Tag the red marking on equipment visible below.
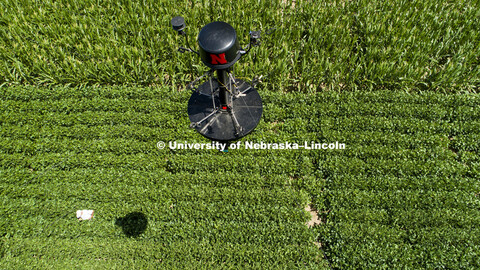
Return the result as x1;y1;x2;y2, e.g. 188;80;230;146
210;53;227;64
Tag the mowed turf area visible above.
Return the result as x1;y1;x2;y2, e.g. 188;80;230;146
1;0;480;268
1;87;479;268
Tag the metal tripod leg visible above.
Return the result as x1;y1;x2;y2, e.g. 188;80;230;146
189;71;219;129
229;109;243;135
208;76;217;109
199;111;221;134
188;70;213;91
227;71;239;96
190;107;219;128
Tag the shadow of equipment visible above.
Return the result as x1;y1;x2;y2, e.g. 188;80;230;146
115;212;148;237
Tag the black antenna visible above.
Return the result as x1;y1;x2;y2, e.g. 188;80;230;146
170;16;199;55
171;16;185;33
171;16;263;145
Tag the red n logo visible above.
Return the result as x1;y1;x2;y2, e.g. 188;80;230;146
210;53;227;64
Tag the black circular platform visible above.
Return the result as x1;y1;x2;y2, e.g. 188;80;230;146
187;79;262;141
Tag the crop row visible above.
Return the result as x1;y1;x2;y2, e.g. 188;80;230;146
0;126;464;152
1;238;326;269
3;93;479;123
0;167;296;190
327;188;479;211
3;86;480;107
1;183;307;213
3;92;479;118
2;202;311;241
325;174;479;192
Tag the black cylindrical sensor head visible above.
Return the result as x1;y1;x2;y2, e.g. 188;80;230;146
197;21;241;69
171;16;185;32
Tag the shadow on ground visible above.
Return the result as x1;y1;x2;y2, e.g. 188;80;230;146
115;212;148;237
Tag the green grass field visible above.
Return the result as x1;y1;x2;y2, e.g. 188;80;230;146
1;0;480;269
